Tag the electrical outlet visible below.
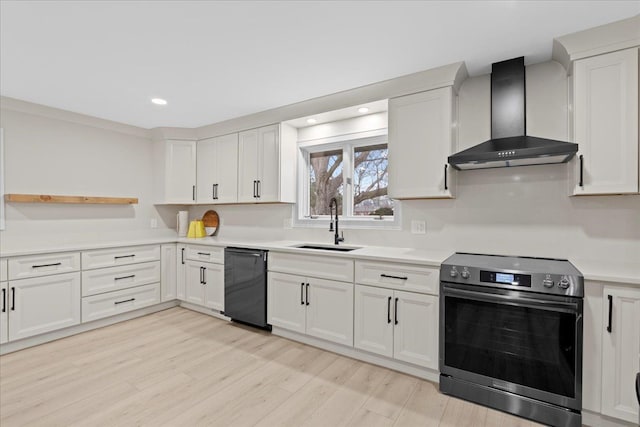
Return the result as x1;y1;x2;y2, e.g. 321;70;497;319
150;218;158;229
411;220;426;234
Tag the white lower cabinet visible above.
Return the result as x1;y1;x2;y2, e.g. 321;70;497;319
1;282;8;344
184;260;224;311
82;283;160;323
8;272;81;341
601;285;640;423
160;244;177;301
354;284;438;369
268;272;353;346
176;244;186;300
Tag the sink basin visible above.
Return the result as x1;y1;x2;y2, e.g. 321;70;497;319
292;244;361;252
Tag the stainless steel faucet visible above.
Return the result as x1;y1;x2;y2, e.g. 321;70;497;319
328;197;344;245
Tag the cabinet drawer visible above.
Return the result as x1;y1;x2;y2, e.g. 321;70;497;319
269;252;353;283
0;258;7;282
8;252;80;280
82;261;161;297
184;246;224;264
82;245;160;270
355;260;438;295
81;283;160;323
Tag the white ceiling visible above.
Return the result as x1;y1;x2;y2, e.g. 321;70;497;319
1;1;638;130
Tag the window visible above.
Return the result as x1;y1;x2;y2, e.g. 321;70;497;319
297;134;397;228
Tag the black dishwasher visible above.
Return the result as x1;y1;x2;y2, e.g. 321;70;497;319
224;247;269;329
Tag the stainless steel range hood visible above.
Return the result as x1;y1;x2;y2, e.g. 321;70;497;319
448;57;577;170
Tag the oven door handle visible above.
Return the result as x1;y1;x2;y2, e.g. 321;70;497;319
444;287;579;314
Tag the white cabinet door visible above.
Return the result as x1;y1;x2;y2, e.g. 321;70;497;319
257;124;280;202
393;290;438;369
237;129;260;202
573;48;639;195
267;272;305;334
196;138;218;203
164;140;196;203
601;286;640;423
354;284;394;358
306;277;354;346
203;263;224;311
214;133;239;204
184;261;206;306
8;272;81;341
388;87;455;199
1;282;8;344
161;244;177;302
176;245;186;301
197;134;239;204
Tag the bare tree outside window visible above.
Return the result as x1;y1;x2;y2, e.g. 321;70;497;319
310;149;343;215
308;143;393;217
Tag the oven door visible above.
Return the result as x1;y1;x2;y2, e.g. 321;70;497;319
440;282;583;411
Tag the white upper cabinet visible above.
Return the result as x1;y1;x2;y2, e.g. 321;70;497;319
572;48;639;195
237;124;297;203
388;86;457;199
154;139;197;204
197;133;239;204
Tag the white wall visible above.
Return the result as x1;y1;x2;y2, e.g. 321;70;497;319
190;60;640;266
0;105;179;248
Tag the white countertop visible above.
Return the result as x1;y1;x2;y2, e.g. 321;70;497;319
1;234;638;285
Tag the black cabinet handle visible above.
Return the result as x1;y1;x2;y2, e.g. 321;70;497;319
387;296;391;324
394;297;399;325
579;155;584;187
257;180;261;198
114;275;135;281
1;288;5;313
199;266;203;284
32;262;62;269
197;252;210;256
212;184;215;200
181;248;185;265
305;283;309;306
11;287;15;311
215;184;219;199
300;283;305;305
607;294;613;333
202;267;207;285
115;298;135;305
114;254;135;260
253;180;257;198
380;273;408;280
192;185;196;201
444;164;448;191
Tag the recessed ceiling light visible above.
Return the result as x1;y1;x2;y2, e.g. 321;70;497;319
358;107;369;114
306;118;317;124
151;98;168;106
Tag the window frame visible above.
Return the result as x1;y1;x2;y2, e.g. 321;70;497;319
293;129;400;230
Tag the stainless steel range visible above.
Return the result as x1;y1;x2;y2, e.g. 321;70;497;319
439;253;584;427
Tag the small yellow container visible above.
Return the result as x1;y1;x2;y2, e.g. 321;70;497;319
187;220;206;238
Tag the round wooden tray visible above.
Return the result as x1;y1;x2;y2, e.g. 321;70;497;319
201;210;219;236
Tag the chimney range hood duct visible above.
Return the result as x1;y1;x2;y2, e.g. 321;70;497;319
448;57;577;170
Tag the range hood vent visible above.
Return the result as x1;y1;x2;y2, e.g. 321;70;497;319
448;57;577;170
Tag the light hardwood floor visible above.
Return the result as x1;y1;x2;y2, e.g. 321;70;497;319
0;307;542;426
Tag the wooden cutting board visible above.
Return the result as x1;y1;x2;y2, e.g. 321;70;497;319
202;210;219;235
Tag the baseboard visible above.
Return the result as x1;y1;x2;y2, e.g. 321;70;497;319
178;301;230;321
0;301;179;355
271;327;439;383
583;409;638;427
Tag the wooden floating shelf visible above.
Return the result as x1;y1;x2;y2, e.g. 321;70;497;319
4;194;138;205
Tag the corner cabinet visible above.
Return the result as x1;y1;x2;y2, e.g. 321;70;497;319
197;133;239;204
388;86;457;199
237;123;297;203
572;47;639;195
153;139;197;204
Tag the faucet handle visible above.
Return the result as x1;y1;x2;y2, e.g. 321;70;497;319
329;221;334;232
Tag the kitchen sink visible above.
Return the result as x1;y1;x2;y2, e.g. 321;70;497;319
292;244;361;252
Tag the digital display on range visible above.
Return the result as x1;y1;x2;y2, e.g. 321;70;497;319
480;270;531;287
495;273;514;284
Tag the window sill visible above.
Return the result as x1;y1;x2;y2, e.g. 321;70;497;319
292;216;401;231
